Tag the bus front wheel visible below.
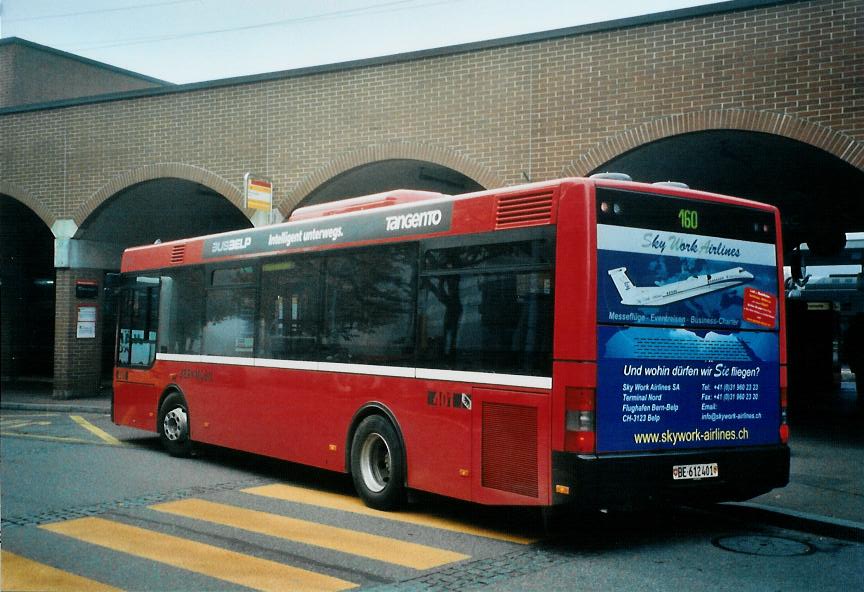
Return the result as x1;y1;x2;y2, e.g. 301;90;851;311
158;392;192;457
350;415;406;510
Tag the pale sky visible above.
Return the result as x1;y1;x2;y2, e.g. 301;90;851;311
1;0;726;84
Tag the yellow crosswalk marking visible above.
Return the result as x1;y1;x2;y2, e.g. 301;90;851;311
243;484;538;545
70;415;123;446
41;517;357;592
1;550;122;592
152;498;469;570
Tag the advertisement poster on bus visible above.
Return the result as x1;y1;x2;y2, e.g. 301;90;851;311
596;223;779;331
595;222;780;453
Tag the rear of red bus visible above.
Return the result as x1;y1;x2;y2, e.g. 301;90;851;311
551;179;789;508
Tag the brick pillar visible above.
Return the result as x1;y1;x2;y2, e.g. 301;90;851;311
53;269;103;399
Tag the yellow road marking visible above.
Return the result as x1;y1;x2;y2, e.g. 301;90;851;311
152;498;468;570
70;415;123;446
0;431;109;446
1;420;52;429
1;550;123;592
42;517;357;592
243;484;538;545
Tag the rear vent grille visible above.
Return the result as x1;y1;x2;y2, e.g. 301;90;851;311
495;191;554;229
481;402;539;498
170;245;186;264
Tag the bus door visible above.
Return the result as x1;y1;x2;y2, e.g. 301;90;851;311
113;275;160;429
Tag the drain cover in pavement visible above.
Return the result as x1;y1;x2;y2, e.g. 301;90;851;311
713;535;812;556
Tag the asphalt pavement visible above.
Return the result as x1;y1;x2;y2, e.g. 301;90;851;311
2;376;861;542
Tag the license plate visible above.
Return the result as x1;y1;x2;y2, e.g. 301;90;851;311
672;463;718;480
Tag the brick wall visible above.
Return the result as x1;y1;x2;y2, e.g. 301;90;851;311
0;39;166;109
53;269;103;398
0;44;16;109
0;0;861;396
0;0;860;222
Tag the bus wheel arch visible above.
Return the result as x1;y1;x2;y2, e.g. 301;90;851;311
346;404;408;510
158;388;192;457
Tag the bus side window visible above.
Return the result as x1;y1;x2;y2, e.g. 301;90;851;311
203;267;256;358
419;235;553;376
158;268;204;355
259;258;322;361
323;244;416;366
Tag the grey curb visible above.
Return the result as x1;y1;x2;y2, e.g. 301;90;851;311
722;501;864;543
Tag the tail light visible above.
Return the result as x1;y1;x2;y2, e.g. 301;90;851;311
779;385;789;444
564;387;595;453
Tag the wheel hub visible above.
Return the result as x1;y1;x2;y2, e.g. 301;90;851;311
163;407;187;441
360;432;391;493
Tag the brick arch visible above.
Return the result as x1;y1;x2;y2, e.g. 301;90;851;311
0;180;57;231
74;163;246;228
563;110;864;177
282;143;504;214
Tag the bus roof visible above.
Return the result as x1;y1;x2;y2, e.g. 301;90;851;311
288;189;444;221
120;177;778;272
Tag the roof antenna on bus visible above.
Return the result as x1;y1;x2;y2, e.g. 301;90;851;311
590;172;632;181
522;171;531;183
153;239;162;244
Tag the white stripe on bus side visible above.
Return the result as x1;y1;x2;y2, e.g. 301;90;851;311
415;368;552;390
154;353;551;389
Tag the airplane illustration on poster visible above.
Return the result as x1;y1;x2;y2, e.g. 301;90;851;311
608;266;754;306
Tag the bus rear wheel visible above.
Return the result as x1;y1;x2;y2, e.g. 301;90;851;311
158;392;192;457
350;415;406;510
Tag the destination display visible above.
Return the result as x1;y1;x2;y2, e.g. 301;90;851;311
595;191;781;452
203;201;453;259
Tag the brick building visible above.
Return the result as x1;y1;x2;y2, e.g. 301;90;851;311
1;0;861;397
0;37;168;109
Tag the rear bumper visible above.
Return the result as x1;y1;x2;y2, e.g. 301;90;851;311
551;444;790;508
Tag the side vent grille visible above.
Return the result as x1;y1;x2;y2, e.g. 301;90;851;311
481;402;539;498
495;190;554;229
170;245;186;264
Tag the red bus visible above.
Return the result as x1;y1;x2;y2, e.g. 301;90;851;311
112;176;789;511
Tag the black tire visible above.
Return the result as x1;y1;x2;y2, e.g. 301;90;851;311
350;415;406;510
158;392;192;457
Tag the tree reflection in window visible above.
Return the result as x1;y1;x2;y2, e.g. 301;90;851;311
419;237;553;376
203;266;256;357
323;245;416;365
